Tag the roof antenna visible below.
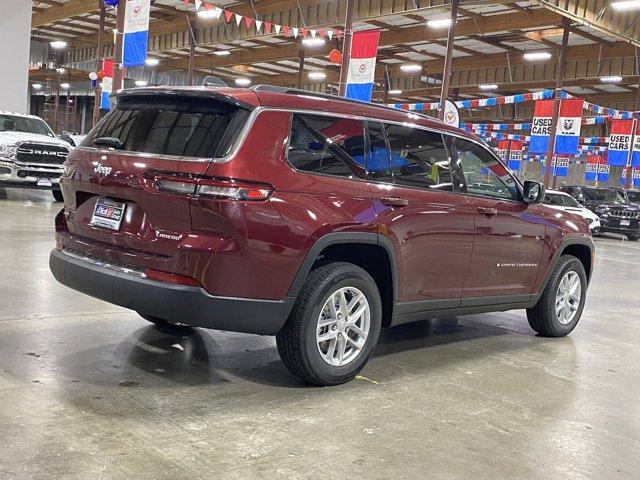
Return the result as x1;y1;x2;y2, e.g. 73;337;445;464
202;76;228;87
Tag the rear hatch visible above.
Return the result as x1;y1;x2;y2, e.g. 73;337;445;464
59;89;255;263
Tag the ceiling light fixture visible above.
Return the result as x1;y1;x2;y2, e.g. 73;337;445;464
32;83;43;90
400;64;422;72
611;1;640;11
601;75;623;83
387;89;402;95
50;40;67;49
302;38;325;47
197;7;222;19
479;84;498;90
55;67;66;74
427;18;452;28
308;71;326;80
145;58;159;66
235;77;251;86
135;80;148;87
213;50;231;56
523;51;552;61
60;83;70;89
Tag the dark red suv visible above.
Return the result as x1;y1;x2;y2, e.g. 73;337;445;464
50;86;594;385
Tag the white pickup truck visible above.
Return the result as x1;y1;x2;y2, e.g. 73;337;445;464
0;111;72;201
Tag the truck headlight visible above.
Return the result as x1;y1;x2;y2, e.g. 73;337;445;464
0;143;17;159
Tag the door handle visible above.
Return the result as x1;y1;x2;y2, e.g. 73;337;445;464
477;206;498;216
380;197;409;207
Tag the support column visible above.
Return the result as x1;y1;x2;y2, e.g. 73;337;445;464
0;0;31;113
544;16;570;189
338;0;355;97
438;0;460;121
187;17;197;86
113;1;126;91
92;0;106;127
297;45;305;89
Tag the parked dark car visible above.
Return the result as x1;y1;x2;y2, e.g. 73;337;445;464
50;86;594;385
560;185;640;240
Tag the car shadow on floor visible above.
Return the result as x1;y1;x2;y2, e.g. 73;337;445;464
60;314;562;390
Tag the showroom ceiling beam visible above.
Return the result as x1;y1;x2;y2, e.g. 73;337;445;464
32;0;98;28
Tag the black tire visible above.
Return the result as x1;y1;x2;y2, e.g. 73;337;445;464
138;314;192;334
627;234;640;241
526;254;587;337
276;262;382;386
52;189;64;202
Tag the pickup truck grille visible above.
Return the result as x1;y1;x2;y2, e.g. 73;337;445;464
610;209;640;219
15;142;69;165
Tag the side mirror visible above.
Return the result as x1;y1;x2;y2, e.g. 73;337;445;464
523;181;545;204
93;137;123;150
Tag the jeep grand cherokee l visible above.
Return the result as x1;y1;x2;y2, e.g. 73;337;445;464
50;86;594;385
561;185;640;240
0;111;71;201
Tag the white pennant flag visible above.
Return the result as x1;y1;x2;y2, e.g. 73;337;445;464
255;20;262;32
194;0;202;10
310;29;317;38
326;29;333;41
235;13;242;26
274;24;282;35
292;27;299;38
212;6;222;19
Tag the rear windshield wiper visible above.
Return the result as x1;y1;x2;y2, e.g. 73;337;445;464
93;137;124;150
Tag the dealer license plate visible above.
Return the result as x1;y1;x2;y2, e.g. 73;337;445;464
37;178;52;187
620;219;631;227
90;198;126;231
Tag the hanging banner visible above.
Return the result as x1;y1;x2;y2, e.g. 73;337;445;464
508;140;523;171
598;162;610;182
607;119;633;166
584;156;600;182
555;99;583;154
443;100;460;128
555;156;569;177
495;140;509;161
529;99;583;154
345;30;380;102
621;167;640;187
632;121;640;167
123;0;151;67
100;59;114;110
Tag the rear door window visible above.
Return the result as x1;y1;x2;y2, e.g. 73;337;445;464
383;123;453;191
82;96;249;158
287;114;366;179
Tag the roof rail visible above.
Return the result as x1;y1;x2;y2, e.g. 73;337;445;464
250;84;439;121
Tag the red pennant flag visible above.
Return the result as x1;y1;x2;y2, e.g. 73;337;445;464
204;2;213;10
244;16;253;29
317;29;325;38
183;0;189;4
263;21;272;33
282;25;290;37
336;30;342;40
301;28;309;38
224;10;233;23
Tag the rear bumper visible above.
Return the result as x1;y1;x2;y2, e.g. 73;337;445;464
49;249;293;335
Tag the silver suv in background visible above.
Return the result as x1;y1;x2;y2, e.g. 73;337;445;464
0;112;72;201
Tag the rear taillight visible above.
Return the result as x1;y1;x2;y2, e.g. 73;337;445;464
151;173;272;201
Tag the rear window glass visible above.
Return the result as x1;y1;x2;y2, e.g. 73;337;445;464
82;96;249;158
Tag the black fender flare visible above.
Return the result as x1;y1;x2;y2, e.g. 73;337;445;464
285;232;399;303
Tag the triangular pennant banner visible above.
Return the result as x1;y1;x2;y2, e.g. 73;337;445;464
255;20;262;32
326;29;333;41
194;0;202;10
264;21;272;33
224;9;233;22
280;25;287;36
301;28;308;38
212;6;222;19
235;13;243;26
292;27;299;38
204;2;213;10
336;30;342;40
183;0;189;4
244;16;253;29
310;29;317;38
